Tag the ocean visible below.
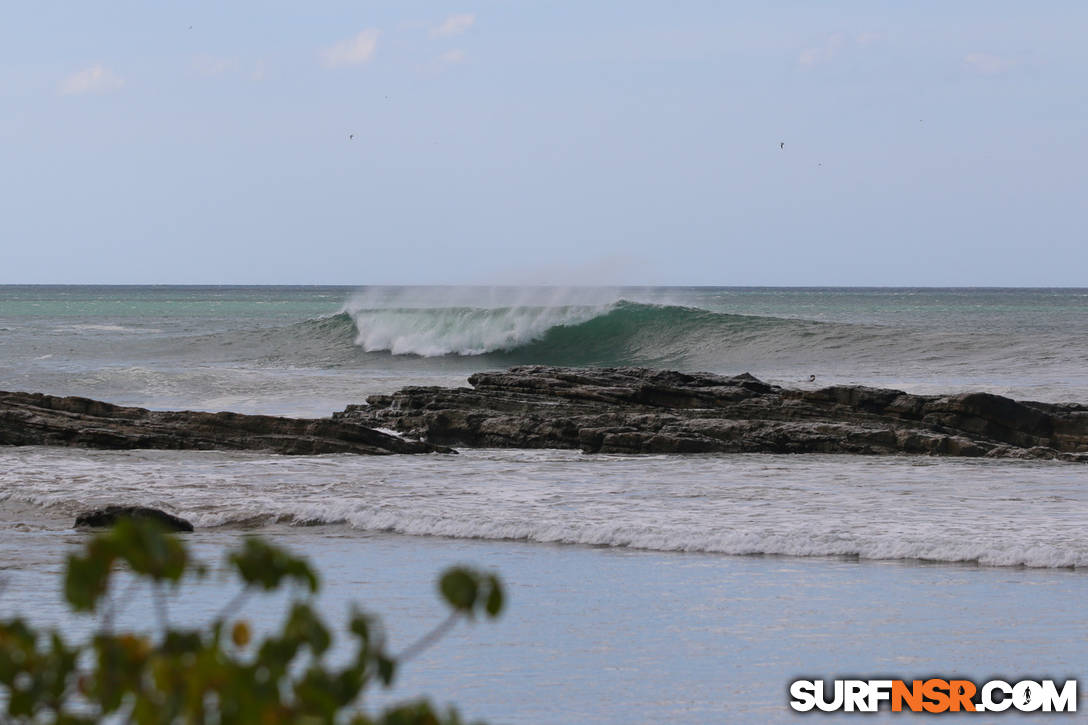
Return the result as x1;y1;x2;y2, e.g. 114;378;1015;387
1;285;1086;723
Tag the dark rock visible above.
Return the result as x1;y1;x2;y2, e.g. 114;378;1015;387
335;365;1088;461
75;505;194;532
0;391;452;455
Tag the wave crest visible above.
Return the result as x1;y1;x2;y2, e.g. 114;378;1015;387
192;507;1086;569
343;303;611;356
334;298;816;366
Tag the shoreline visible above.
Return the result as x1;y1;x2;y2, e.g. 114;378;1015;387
1;524;1085;723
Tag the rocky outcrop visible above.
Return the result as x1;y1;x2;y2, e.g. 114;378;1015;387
75;506;195;532
335;366;1088;460
0;391;452;455
9;369;1088;460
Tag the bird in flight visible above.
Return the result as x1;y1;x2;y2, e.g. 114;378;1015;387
348;133;355;140
779;141;785;149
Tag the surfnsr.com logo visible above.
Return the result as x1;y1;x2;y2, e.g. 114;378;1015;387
789;679;1077;713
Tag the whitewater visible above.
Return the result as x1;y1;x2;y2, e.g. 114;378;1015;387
5;285;1088;414
2;447;1086;569
2;284;1087;571
2;285;1087;723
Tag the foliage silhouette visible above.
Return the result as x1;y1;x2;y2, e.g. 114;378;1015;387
0;518;504;724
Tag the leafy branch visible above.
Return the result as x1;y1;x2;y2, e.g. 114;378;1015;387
0;519;504;724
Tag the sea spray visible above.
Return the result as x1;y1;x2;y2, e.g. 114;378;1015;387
343;304;612;356
6;285;1088;409
338;285;627;356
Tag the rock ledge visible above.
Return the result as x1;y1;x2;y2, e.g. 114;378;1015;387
336;365;1088;460
0;391;451;455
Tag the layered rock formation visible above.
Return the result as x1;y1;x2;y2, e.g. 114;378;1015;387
337;366;1088;461
0;391;451;455
7;367;1088;460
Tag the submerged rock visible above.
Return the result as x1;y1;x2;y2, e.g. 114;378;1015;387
0;391;452;455
75;506;194;532
336;365;1088;461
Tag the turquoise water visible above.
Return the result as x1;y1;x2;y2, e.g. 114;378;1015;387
1;286;1086;722
2;285;1088;414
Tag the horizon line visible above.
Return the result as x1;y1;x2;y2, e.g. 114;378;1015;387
1;283;1087;290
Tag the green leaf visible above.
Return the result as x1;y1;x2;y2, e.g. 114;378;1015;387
63;540;116;612
228;538;319;593
110;519;188;582
348;610;373;644
484;576;504;618
6;528;506;724
376;655;396;686
438;569;478;612
284;603;331;656
160;630;203;656
63;519;191;612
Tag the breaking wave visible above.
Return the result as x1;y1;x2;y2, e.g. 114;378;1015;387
3;445;1085;571
325;299;834;367
340;303;611;357
4;490;1080;570
30;286;1087;403
193;507;1086;569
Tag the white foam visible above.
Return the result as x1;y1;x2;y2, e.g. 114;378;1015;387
2;447;1084;570
178;507;1084;569
346;305;610;356
59;324;162;334
338;286;626;356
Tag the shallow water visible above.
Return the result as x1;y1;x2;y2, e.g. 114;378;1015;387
1;285;1086;722
0;525;1084;724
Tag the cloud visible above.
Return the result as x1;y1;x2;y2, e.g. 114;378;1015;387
798;33;846;66
798;32;882;67
321;29;380;68
964;52;1014;74
192;55;237;76
439;49;466;65
58;64;123;95
431;14;474;37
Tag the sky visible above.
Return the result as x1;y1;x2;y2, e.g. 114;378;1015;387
1;1;1086;285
